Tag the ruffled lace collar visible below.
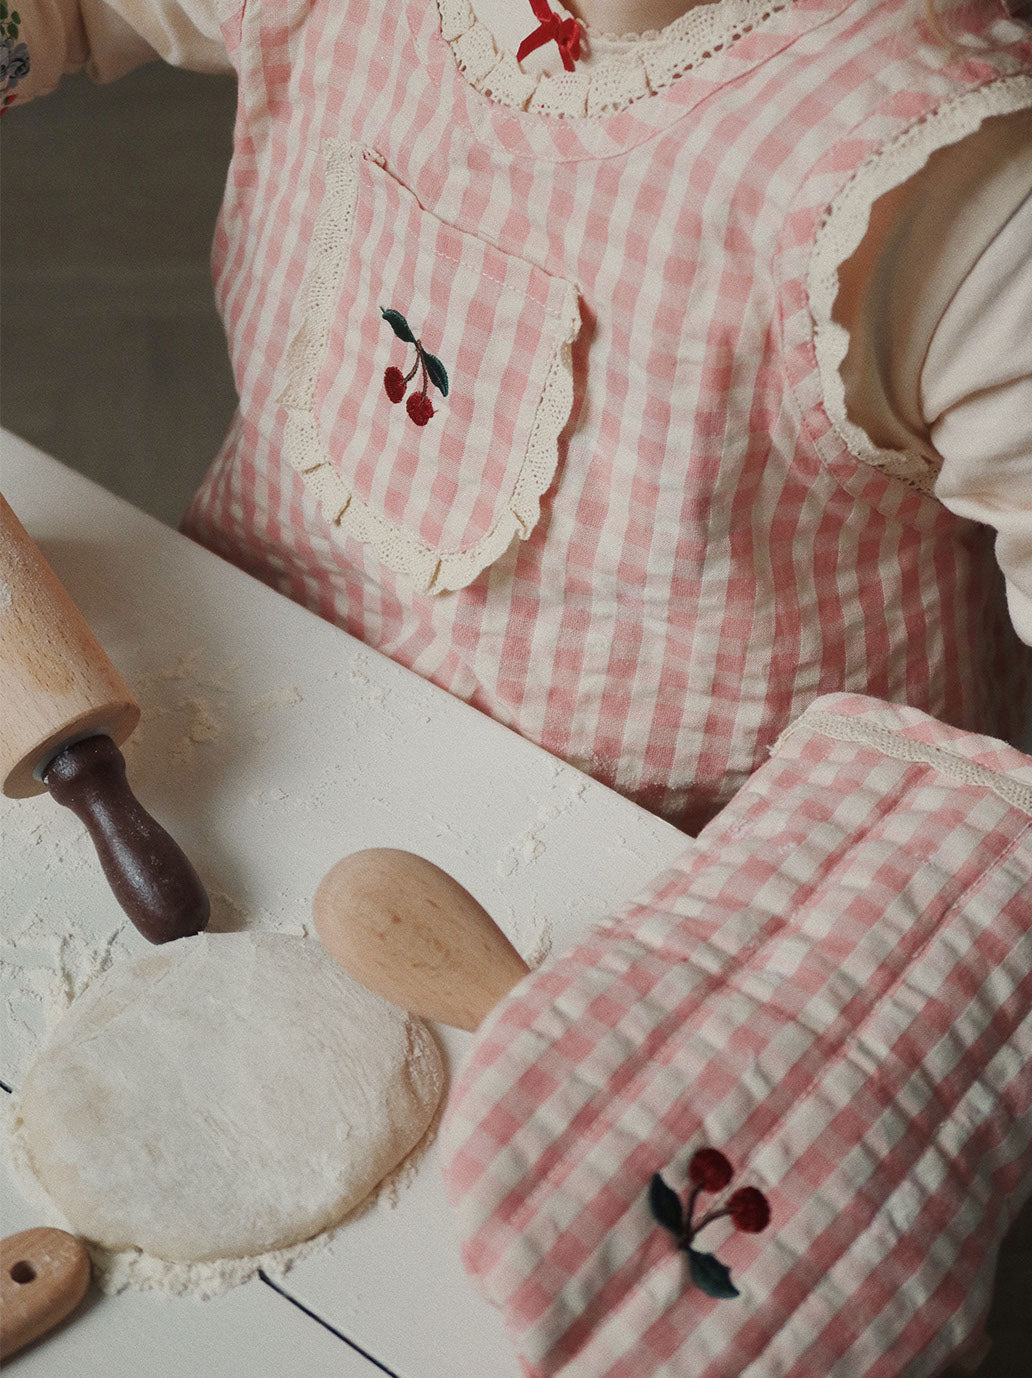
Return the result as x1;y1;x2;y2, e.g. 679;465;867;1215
435;0;792;118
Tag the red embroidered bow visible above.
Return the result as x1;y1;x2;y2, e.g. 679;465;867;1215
516;0;584;73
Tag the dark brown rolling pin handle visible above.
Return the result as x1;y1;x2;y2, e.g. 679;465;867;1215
42;734;210;944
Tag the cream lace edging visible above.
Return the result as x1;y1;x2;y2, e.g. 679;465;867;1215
436;0;789;118
278;139;581;595
807;74;1032;494
776;706;1032;817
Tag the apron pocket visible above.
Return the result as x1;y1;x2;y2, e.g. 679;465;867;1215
278;140;582;594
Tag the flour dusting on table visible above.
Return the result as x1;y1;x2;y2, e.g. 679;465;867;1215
1;640;559;1300
0;647;392;1301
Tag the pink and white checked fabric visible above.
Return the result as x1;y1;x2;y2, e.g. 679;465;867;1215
183;0;1032;834
441;693;1032;1378
276;139;581;593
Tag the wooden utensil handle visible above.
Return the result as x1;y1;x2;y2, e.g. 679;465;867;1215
314;849;530;1031
0;1228;91;1360
44;734;210;944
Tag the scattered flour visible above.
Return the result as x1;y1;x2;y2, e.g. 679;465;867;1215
0;811;306;1087
6;934;443;1299
498;778;589;879
248;685;304;712
1;639;570;1300
0;646;434;1299
520;918;554;970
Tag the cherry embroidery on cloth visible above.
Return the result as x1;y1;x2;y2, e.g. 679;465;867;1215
0;3;30;115
517;0;585;73
381;307;449;427
648;1148;772;1299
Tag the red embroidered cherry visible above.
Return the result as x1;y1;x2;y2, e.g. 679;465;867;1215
689;1148;734;1192
649;1146;772;1299
381;307;449;425
406;393;434;426
727;1186;771;1233
384;366;406;403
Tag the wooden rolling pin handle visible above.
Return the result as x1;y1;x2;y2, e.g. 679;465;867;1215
43;734;211;944
0;1228;91;1360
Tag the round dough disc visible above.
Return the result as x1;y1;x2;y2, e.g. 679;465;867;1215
16;932;443;1261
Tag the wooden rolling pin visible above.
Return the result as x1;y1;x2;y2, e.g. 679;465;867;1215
0;1228;91;1359
0;494;210;944
313;848;530;1030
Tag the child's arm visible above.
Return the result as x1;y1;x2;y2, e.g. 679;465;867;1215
832;105;1032;648
442;693;1032;1378
923;187;1032;647
4;0;231;109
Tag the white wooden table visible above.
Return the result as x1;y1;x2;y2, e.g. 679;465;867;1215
0;430;690;1376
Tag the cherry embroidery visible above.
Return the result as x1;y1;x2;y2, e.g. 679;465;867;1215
726;1186;771;1233
688;1147;734;1192
648;1148;771;1299
406;393;435;426
380;307;449;427
383;366;407;403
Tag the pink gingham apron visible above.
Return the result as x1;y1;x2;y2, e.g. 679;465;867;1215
442;693;1032;1377
183;0;1032;834
179;6;1032;1369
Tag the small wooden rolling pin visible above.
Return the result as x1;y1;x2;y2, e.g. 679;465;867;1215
0;494;210;944
0;1228;91;1359
313;848;530;1031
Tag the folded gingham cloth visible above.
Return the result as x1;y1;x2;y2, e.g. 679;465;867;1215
441;693;1032;1378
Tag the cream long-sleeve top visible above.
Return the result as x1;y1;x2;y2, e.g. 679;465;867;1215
10;0;1032;647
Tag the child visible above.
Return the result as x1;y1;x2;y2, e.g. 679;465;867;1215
4;5;1032;1372
7;0;1032;837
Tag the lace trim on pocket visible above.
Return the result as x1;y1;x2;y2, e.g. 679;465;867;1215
277;140;582;594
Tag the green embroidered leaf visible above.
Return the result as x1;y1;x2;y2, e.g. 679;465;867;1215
423;351;449;398
686;1248;740;1300
647;1173;684;1236
0;5;9;20
380;307;414;344
12;8;20;20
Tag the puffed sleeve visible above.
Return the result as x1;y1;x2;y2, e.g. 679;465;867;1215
922;189;1032;647
831;103;1032;648
3;0;232;108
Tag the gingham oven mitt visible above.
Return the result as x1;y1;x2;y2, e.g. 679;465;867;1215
441;693;1032;1378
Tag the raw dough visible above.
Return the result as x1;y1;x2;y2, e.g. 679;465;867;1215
14;932;443;1262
